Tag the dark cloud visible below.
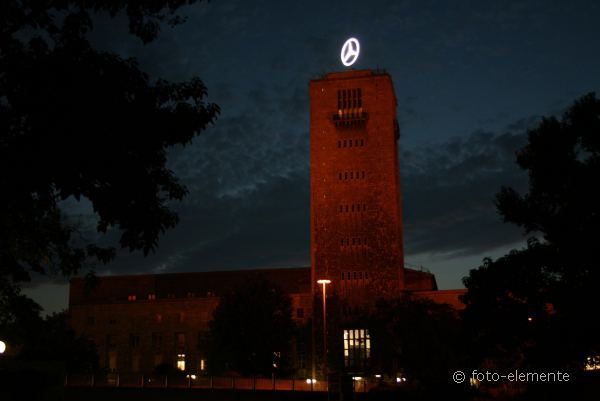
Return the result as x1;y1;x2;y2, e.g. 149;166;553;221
402;128;530;258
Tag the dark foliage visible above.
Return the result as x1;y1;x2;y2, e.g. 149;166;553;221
205;276;295;377
369;297;470;400
0;0;218;311
461;93;600;376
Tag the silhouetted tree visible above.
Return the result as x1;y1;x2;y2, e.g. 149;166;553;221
0;1;219;312
369;297;468;400
462;93;600;375
205;276;295;377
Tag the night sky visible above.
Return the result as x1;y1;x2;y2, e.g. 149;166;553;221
23;0;600;315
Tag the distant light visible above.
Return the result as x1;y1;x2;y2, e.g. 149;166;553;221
528;317;532;321
375;375;381;378
0;341;5;353
353;377;361;380
312;379;317;383
191;375;196;379
317;280;331;284
397;378;401;382
306;379;311;384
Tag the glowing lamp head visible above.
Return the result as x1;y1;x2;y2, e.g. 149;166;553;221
341;38;360;67
0;341;5;354
317;280;331;284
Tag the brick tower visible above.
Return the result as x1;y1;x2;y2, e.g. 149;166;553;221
309;69;404;310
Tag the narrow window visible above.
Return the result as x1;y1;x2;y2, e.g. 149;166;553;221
148;294;155;300
128;295;136;301
110;319;116;324
351;205;354;212
356;171;359;178
340;205;343;213
338;140;341;148
298;351;306;369
357;203;360;211
361;139;364;146
344;140;347;147
339;173;342;180
353;272;357;280
362;171;365;178
350;172;353;179
355;140;358;146
345;172;348;179
87;316;94;325
358;238;361;245
349;140;352;147
365;272;369;279
297;308;304;318
352;238;355;245
359;272;363;280
363;204;366;211
358;89;362;107
347;238;350;246
178;313;185;322
177;333;186;346
177;354;185;371
341;239;344;246
338;91;341;109
156;314;162;323
130;334;140;347
342;272;345;280
346;205;348;212
364;237;367;245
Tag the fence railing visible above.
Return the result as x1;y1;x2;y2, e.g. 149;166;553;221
65;373;379;392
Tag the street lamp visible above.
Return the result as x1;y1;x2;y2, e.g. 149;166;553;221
317;279;331;379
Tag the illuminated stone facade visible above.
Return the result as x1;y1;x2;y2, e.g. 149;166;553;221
68;68;465;378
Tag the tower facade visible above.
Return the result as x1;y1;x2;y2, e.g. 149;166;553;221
309;69;404;309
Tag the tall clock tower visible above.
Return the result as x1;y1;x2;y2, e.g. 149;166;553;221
309;68;404;311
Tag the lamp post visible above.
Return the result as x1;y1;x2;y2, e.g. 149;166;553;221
317;279;331;380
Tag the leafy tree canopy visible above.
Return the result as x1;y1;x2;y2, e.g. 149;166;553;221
205;276;295;377
462;93;600;372
369;297;468;398
0;0;219;303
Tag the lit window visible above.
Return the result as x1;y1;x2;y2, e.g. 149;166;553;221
128;295;136;301
297;308;304;318
87;316;94;325
344;329;370;369
177;354;185;371
201;359;206;371
148;294;155;300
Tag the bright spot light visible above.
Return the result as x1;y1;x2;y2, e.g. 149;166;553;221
312;379;317;383
317;280;331;284
306;379;311;384
397;378;401;382
191;375;196;379
375;375;381;378
0;341;5;354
